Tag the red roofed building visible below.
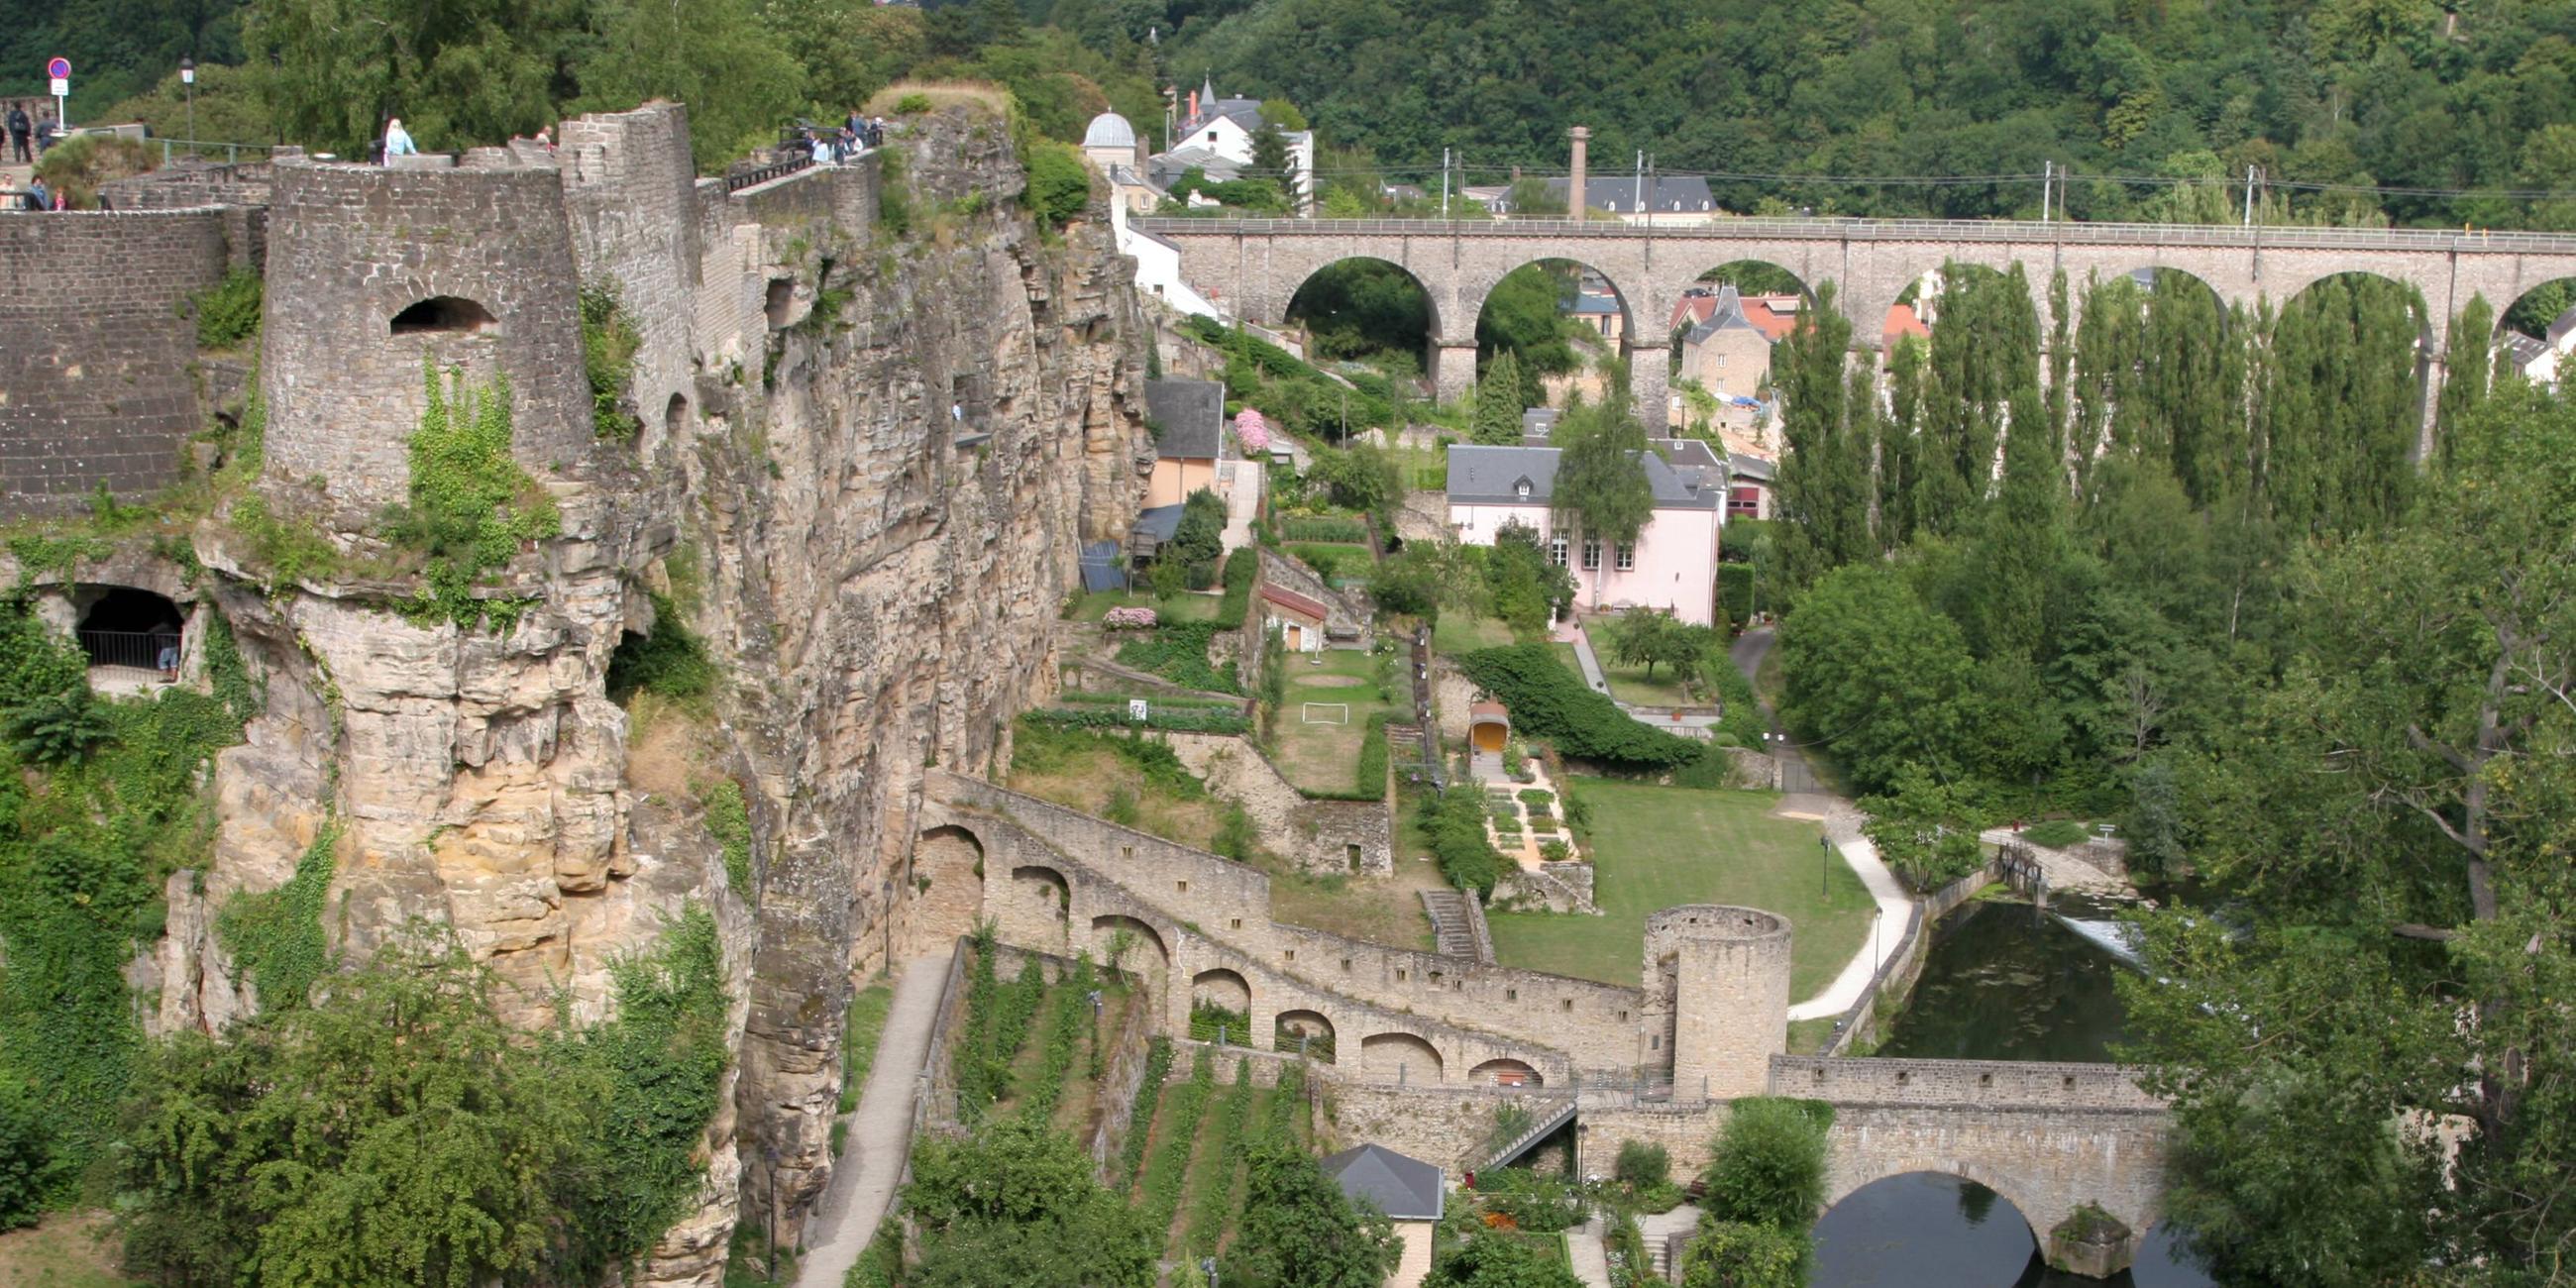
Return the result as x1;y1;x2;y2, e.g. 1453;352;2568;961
1260;583;1331;652
1669;289;1801;342
1882;301;1931;345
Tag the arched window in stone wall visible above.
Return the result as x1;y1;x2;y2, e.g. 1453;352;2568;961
1359;1031;1444;1084
389;295;496;336
1273;1009;1336;1063
1469;1057;1543;1088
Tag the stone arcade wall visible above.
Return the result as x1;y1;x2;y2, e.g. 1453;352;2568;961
0;209;236;514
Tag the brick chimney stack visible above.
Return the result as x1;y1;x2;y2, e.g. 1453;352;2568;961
1568;126;1590;219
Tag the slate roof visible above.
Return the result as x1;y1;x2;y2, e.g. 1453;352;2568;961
1145;379;1226;461
1683;283;1763;346
1133;504;1185;541
1728;452;1778;483
1496;174;1716;214
2504;331;2549;370
1322;1144;1444;1222
1447;444;1719;510
1521;407;1558;437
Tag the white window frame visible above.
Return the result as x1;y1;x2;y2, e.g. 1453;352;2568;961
1615;542;1636;572
1548;533;1569;566
1580;538;1602;571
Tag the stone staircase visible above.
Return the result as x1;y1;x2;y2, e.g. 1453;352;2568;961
1479;1095;1578;1172
1419;889;1496;963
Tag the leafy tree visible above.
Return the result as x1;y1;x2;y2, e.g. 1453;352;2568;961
117;926;592;1288
1251;119;1293;183
1171;487;1228;583
1771;283;1871;585
1308;444;1400;514
1777;562;1976;796
0;1079;42;1232
1700;1098;1831;1230
1678;1221;1806;1288
575;0;806;171
1485;520;1575;633
1859;763;1985;891
245;0;568;158
1024;140;1096;229
2433;294;2494;463
905;1116;1158;1288
1223;1141;1399;1288
1549;382;1652;606
1289;261;1433;366
1478;264;1579;375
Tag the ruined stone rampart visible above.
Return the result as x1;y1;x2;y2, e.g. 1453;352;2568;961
1767;1055;2162;1111
0;209;237;513
1150;730;1391;876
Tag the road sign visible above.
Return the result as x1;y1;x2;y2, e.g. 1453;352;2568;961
49;78;66;97
47;57;69;80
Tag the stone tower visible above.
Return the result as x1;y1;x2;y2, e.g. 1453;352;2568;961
259;150;593;519
1642;905;1792;1100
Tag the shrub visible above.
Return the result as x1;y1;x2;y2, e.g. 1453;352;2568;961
703;780;754;895
190;267;264;350
2022;818;2093;848
1218;547;1258;628
1023;140;1092;230
1517;789;1555;807
1456;644;1702;769
1701;1098;1833;1230
1615;1140;1670;1188
1538;839;1571;862
1479;1168;1584;1234
579;285;643;440
1420;786;1504;899
605;592;714;702
388;366;560;630
1023;704;1251;735
10;687;113;765
1679;1221;1807;1288
0;1079;43;1232
216;821;340;1011
895;93;933;114
876;143;913;236
1102;605;1159;630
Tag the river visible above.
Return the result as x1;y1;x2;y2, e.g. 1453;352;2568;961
1808;895;2217;1287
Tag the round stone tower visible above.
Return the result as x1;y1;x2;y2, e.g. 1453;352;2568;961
1642;905;1792;1100
259;151;591;519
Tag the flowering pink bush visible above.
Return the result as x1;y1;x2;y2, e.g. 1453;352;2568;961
1103;606;1159;629
1233;409;1270;452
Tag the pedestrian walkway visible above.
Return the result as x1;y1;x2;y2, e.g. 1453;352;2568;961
792;952;949;1288
1567;1216;1614;1286
1785;832;1910;1020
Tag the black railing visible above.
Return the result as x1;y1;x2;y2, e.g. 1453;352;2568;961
80;629;178;671
725;155;814;193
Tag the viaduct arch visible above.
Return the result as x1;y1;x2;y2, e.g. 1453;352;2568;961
1136;214;2576;432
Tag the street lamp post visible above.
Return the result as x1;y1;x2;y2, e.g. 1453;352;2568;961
178;56;195;157
1820;833;1832;898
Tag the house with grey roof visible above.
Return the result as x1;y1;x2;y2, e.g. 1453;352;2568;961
1144;379;1227;510
1489;173;1718;219
1322;1143;1444;1288
1446;440;1724;625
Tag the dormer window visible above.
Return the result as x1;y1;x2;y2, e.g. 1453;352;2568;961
1514;477;1533;499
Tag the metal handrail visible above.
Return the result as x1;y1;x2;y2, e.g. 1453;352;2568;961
1130;214;2576;257
726;155;815;193
156;139;279;166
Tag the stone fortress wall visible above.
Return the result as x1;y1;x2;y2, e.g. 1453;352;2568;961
0;207;243;514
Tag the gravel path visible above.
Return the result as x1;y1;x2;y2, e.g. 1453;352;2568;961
793;953;949;1288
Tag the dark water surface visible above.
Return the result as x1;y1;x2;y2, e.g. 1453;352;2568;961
1814;898;2216;1286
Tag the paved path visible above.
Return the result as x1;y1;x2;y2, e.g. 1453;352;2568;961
1567;1216;1614;1286
793;953;949;1288
1569;618;1725;732
1725;627;1914;1022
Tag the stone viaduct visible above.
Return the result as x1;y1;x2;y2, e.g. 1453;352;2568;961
915;769;2173;1275
1134;214;2576;431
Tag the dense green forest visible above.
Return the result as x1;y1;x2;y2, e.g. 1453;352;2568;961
41;0;2576;237
1759;259;2576;1282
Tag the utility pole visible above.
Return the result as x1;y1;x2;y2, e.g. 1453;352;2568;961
2040;161;2052;222
1634;149;1644;214
1442;146;1449;219
2244;164;2259;226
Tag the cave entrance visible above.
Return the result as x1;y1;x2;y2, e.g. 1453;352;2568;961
76;587;184;679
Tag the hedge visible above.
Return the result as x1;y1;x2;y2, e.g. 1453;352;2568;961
1025;705;1253;734
1218;547;1257;630
1057;690;1242;710
1455;644;1704;770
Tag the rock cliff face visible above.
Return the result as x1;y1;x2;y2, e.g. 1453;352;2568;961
141;104;1149;1284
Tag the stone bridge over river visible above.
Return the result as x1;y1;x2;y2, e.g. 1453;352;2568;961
912;770;2171;1274
1134;213;2576;430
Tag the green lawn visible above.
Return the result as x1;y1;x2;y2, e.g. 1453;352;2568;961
1434;612;1519;657
1487;779;1876;1001
1586;617;1702;708
1285;542;1374;586
1272;647;1396;795
1551;641;1588;688
1065;589;1222;623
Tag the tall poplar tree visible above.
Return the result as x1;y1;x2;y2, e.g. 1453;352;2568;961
2433;294;2495;464
1774;284;1872;586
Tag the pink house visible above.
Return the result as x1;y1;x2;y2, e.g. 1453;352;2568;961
1444;441;1724;626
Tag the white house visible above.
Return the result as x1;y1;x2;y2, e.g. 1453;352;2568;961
1322;1144;1444;1288
1446;441;1725;626
1157;79;1314;213
2506;301;2576;390
1086;112;1225;317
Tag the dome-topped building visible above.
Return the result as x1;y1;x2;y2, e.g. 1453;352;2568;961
1081;112;1144;171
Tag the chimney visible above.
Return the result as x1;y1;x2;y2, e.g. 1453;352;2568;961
1568;126;1590;218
